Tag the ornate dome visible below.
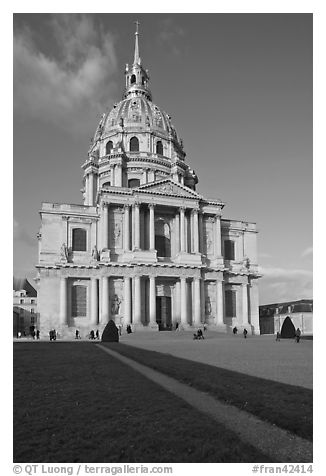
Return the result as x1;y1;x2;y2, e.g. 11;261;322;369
101;96;180;141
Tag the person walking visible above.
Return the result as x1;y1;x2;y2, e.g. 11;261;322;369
276;331;281;341
295;328;301;343
96;329;100;340
243;328;248;339
36;329;40;340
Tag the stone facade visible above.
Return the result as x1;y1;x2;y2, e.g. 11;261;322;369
36;26;261;338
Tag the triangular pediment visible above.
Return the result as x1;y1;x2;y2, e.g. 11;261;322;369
134;179;203;199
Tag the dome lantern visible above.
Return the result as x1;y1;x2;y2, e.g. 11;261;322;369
124;21;152;101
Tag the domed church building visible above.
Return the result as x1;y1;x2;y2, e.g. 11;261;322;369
36;25;261;338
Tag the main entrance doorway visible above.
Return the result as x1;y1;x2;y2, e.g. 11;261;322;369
156;296;172;330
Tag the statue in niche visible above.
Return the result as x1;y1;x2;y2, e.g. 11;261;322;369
60;243;69;261
206;231;213;253
114;223;121;243
242;256;250;269
145;115;150;126
205;297;212;315
111;294;121;315
92;245;99;261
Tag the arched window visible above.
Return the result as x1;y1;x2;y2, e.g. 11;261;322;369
130;137;139;152
71;285;87;317
102;181;111;188
106;141;113;154
128;178;140;189
72;228;87;252
155;220;171;257
131;74;136;84
156;141;163;155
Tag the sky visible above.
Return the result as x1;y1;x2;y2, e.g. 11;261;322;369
13;13;313;305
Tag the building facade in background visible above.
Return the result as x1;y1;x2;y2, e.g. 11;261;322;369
13;278;38;337
36;27;261;338
259;299;313;336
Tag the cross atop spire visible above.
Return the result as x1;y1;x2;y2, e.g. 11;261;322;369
133;20;141;65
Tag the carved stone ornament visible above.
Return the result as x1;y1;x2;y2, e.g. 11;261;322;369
92;245;99;261
60;243;69;262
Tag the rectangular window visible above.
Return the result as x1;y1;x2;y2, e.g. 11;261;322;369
71;285;87;317
72;228;87;252
31;300;35;304
225;290;236;317
31;316;35;325
20;299;24;304
224;240;235;260
31;308;34;314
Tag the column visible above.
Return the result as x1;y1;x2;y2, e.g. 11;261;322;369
124;205;130;251
149;204;155;250
239;232;245;260
149;276;156;325
102;203;109;249
134;203;140;250
180;277;187;326
198;212;203;254
89;174;94;206
174;281;181;324
249;281;260;334
133;276;141;325
180;207;186;252
190;211;194;252
91;278;99;325
242;283;249;325
110;164;115;187
215;215;222;257
142;168;149;184
59;277;68;325
193;209;199;253
175;212;180;254
193;277;201;326
115;164;122;187
101;276;110;324
124;277;131;325
84;175;89;205
216;280;224;325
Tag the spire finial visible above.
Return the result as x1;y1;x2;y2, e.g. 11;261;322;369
134;20;141;65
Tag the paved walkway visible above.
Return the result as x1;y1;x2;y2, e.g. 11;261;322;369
97;344;312;463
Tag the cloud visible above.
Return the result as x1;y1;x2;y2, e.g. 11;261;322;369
13;219;35;248
259;265;313;304
13;14;118;136
301;246;313;258
157;18;186;56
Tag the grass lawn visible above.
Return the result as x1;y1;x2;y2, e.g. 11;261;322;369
107;343;313;441
14;342;271;463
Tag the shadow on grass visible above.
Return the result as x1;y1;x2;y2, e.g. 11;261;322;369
105;343;312;441
14;342;271;463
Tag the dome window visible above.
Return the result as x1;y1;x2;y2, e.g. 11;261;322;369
128;179;140;188
106;141;113;154
130;137;139;152
131;74;136;84
156;141;163;155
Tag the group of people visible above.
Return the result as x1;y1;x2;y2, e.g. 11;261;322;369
88;330;100;340
232;326;248;338
49;329;57;341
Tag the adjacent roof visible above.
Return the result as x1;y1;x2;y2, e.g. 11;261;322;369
13;278;37;297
